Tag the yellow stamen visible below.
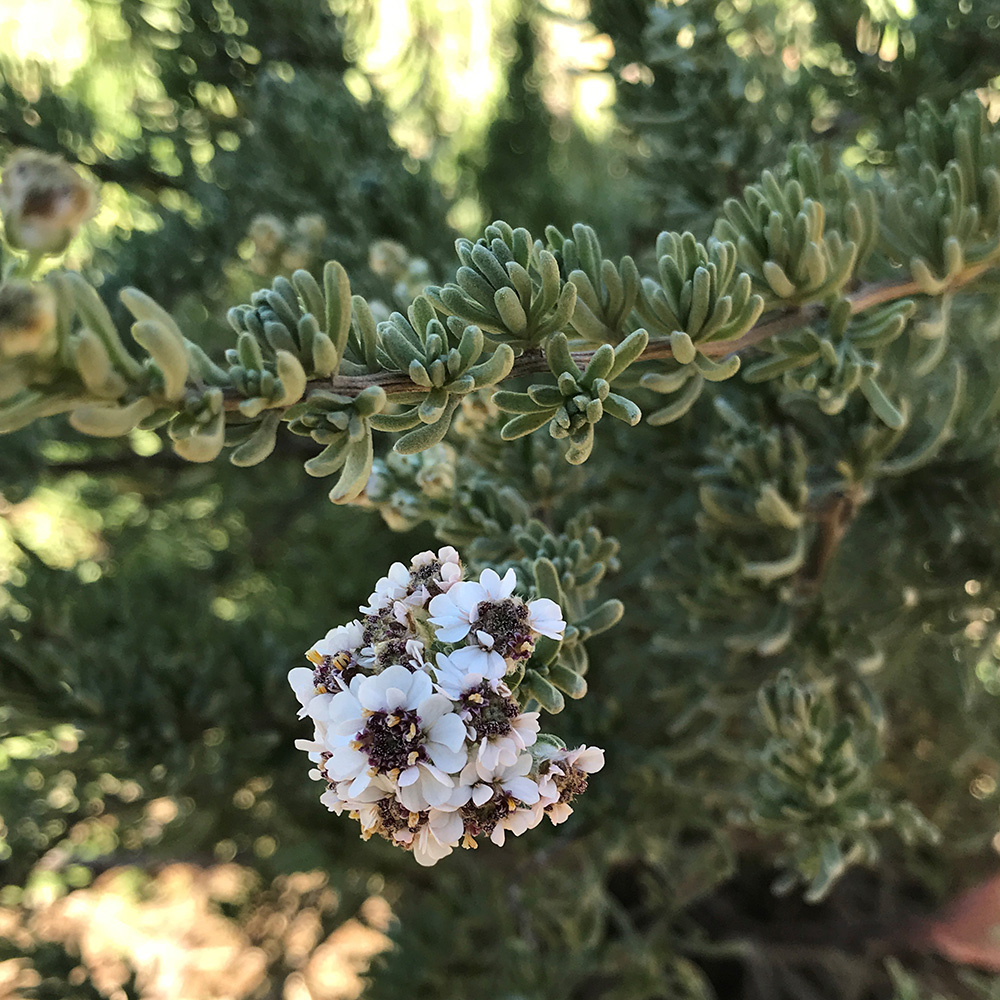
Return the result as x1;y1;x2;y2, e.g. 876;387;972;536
407;751;419;766
408;811;421;828
407;723;417;740
462;833;479;850
507;796;517;811
305;649;322;665
350;739;362;750
468;692;484;704
315;684;327;694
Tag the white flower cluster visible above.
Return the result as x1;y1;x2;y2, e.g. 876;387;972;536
288;546;604;866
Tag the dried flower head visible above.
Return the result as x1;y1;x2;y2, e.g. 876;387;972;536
0;150;97;256
0;280;57;358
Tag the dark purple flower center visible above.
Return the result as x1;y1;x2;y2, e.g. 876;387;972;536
373;638;418;673
460;790;514;837
461;682;518;739
314;651;364;688
408;559;454;599
472;598;533;660
362;606;408;647
357;709;426;774
375;797;425;839
551;763;589;804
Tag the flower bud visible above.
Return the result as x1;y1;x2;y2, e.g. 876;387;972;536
0;150;96;256
0;280;57;358
247;213;286;256
293;213;326;244
368;239;408;279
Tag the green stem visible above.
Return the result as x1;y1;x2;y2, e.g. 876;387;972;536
216;261;999;410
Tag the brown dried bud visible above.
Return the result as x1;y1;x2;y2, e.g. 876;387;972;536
0;150;97;256
0;280;57;358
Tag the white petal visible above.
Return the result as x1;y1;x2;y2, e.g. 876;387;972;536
427;712;467;751
328;691;364;729
418;693;453;728
327;747;367;781
397;782;425;812
346;771;373;798
397;766;420;787
504;807;540;836
472;783;494;806
477;567;516;599
490;825;507;847
429;808;464;844
547;802;573;825
480;649;508;680
505;776;540;805
527;598;566;639
574;746;605;773
426;742;467;773
384;686;407;712
432;620;472;643
478;739;501;772
288;667;317;707
319;789;346;813
420;775;455;808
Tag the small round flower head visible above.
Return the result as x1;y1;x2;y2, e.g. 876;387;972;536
302;620;368;690
428;567;566;680
0;150;96;255
326;666;468;810
290;547;600;865
433;654;539;779
413;443;456;500
536;744;606;825
405;545;462;607
360;561;411;615
456;752;541;847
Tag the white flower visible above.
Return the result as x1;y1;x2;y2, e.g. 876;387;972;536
324;665;468;809
524;597;566;640
454;752;541;847
288;667;331;720
447;635;507;680
303;620;368;692
431;654;537;777
428;568;566;680
536;744;605;825
360;562;411;614
411;809;464;866
431;652;485;700
310;620;364;660
291;547;598;864
427;579;485;643
474;708;539;780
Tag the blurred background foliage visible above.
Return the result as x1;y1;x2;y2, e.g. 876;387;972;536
3;0;1000;997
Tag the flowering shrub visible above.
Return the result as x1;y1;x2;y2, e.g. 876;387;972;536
288;546;603;865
